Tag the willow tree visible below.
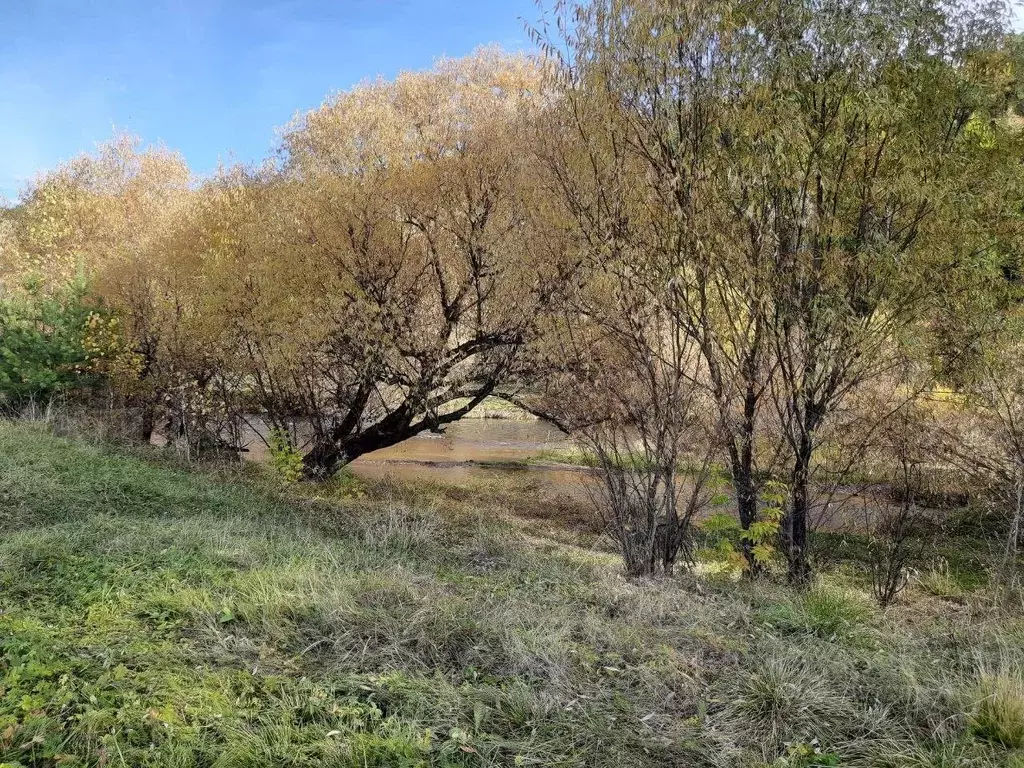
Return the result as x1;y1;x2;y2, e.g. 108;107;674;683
746;0;1012;583
536;0;800;572
541;0;1012;582
4;136;190;288
931;115;1024;571
526;0;778;575
226;50;565;477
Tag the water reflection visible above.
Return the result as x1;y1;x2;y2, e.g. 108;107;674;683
235;416;585;492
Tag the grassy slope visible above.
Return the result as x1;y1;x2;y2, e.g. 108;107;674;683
0;424;1022;767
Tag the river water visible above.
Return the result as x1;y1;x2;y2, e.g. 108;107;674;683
235;416;593;495
352;420;898;531
179;414;887;530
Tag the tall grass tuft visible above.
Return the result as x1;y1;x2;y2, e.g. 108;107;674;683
970;666;1024;748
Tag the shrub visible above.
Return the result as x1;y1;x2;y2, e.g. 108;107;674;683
699;480;786;575
268;428;304;484
773;741;842;767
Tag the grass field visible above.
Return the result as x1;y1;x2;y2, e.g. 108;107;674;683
0;422;1022;767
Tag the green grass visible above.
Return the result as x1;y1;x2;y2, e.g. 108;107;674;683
526;446;731;474
443;397;536;421
755;584;876;641
0;422;1023;767
526;447;595;467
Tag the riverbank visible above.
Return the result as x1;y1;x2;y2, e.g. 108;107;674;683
0;422;1022;767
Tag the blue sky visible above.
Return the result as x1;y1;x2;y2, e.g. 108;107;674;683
0;0;543;200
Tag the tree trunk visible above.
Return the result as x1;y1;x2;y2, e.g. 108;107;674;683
733;464;761;575
729;378;763;574
138;404;157;444
728;416;761;574
300;388;494;480
1005;460;1023;569
301;426;414;480
783;437;813;586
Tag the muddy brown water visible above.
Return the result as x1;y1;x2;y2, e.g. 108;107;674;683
160;416;898;531
230;416;594;498
350;421;906;532
352;419;597;498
